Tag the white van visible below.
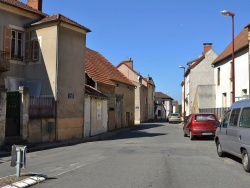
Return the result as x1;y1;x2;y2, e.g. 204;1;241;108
215;99;250;172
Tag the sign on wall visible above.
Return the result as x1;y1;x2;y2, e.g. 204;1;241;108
97;102;102;120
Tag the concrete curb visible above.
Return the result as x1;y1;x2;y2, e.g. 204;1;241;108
1;175;46;188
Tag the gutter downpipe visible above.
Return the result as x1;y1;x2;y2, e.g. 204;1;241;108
55;21;61;141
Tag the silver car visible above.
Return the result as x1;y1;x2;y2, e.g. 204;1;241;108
168;113;181;124
215;99;250;172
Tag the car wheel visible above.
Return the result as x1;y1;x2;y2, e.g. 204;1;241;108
242;150;250;172
216;140;225;157
189;131;194;140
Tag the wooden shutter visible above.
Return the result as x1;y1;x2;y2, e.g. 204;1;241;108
4;26;12;59
32;40;39;61
24;31;30;62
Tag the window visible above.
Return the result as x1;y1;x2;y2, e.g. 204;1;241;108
222;93;227;108
229;108;240;127
31;40;39;61
222;111;230;128
11;30;23;60
195;114;216;121
240;108;250;128
217;67;220;85
242;89;247;96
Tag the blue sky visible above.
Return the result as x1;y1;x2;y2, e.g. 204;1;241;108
21;0;250;103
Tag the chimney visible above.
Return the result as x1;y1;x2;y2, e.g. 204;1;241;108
203;43;212;54
27;0;43;11
124;58;133;69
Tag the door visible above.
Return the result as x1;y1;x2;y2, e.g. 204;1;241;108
126;112;130;127
217;110;231;151
5;91;21;137
238;108;250;152
115;97;122;128
227;108;241;155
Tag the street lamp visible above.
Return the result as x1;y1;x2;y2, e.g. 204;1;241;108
179;66;186;117
221;10;235;103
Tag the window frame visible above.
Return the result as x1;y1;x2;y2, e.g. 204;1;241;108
229;108;241;127
11;29;23;61
239;107;250;128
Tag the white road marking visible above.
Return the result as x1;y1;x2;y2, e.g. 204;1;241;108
56;164;85;176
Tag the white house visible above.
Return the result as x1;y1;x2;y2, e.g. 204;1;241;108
182;43;218;116
212;26;249;108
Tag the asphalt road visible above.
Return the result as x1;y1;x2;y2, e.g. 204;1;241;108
1;122;250;188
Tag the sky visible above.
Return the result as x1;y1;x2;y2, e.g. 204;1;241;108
21;0;250;103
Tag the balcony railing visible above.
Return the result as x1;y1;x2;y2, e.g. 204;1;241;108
0;51;10;72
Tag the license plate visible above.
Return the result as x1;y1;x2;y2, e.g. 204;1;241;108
202;132;212;135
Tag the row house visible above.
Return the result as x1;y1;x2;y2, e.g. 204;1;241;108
0;0;90;147
212;25;250;108
117;59;155;124
154;92;173;120
85;48;135;130
181;43;218;116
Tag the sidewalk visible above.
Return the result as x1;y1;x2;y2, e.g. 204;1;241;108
0;131;118;158
0;130;123;187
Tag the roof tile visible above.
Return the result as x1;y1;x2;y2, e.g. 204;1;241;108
31;14;91;32
86;48;135;87
213;27;248;65
0;0;47;16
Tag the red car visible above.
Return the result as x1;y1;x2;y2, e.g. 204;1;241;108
183;113;218;140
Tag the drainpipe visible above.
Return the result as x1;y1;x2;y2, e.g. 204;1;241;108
55;21;61;141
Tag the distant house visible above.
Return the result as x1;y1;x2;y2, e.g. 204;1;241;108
212;25;249;108
117;59;155;123
154;92;173;120
86;48;135;130
182;43;218;116
0;0;90;146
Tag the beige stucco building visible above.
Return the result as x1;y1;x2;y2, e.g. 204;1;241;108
86;48;135;131
0;0;90;146
117;59;155;124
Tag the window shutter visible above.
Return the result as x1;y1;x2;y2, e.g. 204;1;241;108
4;26;12;59
32;40;39;61
24;31;30;62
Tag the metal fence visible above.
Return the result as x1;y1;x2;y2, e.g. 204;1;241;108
199;107;229;120
29;95;55;118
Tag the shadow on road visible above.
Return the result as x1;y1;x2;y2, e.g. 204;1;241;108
106;123;168;140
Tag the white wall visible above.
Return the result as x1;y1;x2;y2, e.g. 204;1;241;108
214;49;249;107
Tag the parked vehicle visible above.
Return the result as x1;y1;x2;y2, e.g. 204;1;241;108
183;113;218;140
215;99;250;172
168;113;181;124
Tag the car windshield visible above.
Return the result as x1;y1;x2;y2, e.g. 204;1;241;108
195;114;215;121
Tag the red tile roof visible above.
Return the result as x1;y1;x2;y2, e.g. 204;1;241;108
31;14;91;32
212;27;249;65
86;48;135;87
0;0;47;16
155;92;173;100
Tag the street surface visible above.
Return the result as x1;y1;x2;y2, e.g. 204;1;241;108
1;122;250;188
